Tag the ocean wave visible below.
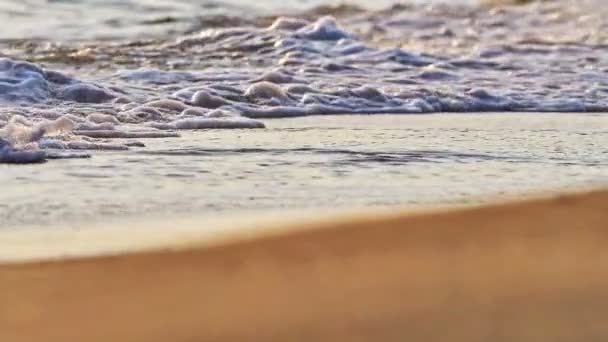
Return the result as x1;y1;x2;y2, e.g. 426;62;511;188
0;0;606;162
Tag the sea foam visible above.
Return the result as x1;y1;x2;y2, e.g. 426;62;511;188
1;0;606;163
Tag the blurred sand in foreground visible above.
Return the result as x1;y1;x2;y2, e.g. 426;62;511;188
1;189;608;341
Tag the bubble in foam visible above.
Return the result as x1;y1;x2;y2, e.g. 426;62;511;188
418;69;459;81
118;106;164;123
190;90;229;109
58;83;116;103
268;17;310;31
86;113;120;125
1;116;36;145
43;70;73;85
0;137;10;150
296;16;350;41
0;148;47;164
1;58;118;104
0;58;50;102
256;70;297;84
285;84;317;95
274;38;298;49
468;89;494;99
145;99;188;112
0;135;46;164
244;82;288;101
34;116;76;140
206;109;232;118
181;107;209;117
76;122;116;131
351;86;387;101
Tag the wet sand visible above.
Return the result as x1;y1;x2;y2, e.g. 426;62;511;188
2;114;606;229
3;0;608;164
2;189;608;341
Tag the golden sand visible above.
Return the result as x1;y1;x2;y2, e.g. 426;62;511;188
1;189;608;341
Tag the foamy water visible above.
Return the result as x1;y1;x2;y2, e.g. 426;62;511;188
0;1;606;227
1;0;606;163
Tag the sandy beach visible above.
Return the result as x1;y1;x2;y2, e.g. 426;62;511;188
1;0;607;340
2;189;608;341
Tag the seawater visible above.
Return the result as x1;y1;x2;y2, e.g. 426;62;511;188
0;0;606;227
1;114;607;228
1;0;606;162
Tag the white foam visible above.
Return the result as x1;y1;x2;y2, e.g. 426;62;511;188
245;82;288;101
296;16;351;41
269;17;310;31
190;91;229;109
86;113;121;125
1;1;607;162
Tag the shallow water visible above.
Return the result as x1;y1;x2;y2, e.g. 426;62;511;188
1;0;607;162
1;114;606;228
0;1;606;228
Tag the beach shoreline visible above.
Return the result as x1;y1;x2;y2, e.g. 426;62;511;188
2;188;608;341
2;113;606;229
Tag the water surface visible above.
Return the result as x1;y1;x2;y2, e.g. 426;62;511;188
0;0;606;228
2;114;606;228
